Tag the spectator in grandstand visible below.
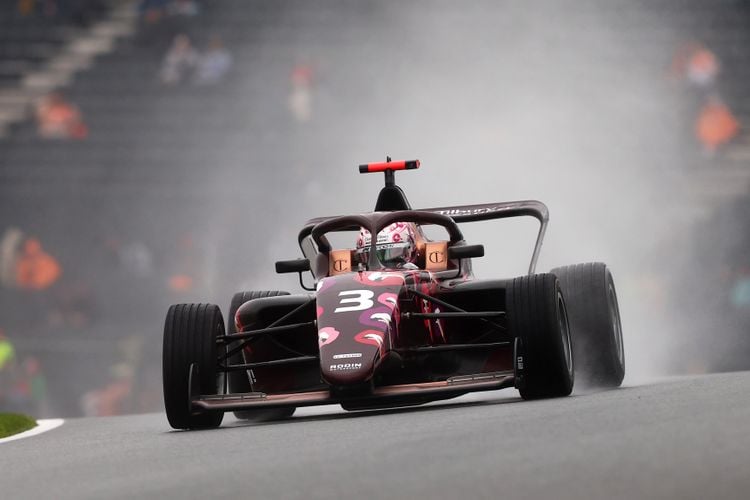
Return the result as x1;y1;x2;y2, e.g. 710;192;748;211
139;0;169;23
671;42;720;92
687;45;720;91
140;0;198;24
35;91;88;140
288;61;314;123
159;33;198;85
193;36;233;85
5;356;48;417
104;237;154;280
17;0;35;16
48;280;95;329
167;233;196;293
0;227;24;288
696;95;740;155
15;237;62;291
17;0;104;24
167;0;199;17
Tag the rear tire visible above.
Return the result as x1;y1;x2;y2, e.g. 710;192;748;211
226;290;296;421
508;274;574;399
551;262;625;389
163;303;225;430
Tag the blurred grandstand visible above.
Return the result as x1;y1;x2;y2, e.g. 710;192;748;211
0;0;749;417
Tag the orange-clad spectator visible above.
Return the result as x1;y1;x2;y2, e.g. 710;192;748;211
17;0;35;16
696;96;740;154
168;233;196;293
15;238;61;290
168;274;193;292
35;91;88;139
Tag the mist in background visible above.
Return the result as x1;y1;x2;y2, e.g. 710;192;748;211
254;0;697;382
1;0;748;417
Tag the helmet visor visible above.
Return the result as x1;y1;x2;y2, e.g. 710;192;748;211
355;242;413;267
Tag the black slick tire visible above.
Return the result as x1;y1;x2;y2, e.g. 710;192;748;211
508;273;574;399
551;262;625;388
227;290;296;421
162;303;225;430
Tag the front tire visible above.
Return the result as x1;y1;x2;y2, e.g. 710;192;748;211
162;303;225;430
551;263;625;389
508;274;574;399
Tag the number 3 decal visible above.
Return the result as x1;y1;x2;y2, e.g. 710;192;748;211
334;290;374;313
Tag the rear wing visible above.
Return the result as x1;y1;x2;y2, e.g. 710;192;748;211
421;201;548;275
300;200;549;275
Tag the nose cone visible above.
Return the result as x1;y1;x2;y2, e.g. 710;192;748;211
315;272;403;386
318;325;388;385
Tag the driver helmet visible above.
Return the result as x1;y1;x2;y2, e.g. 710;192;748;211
355;222;418;268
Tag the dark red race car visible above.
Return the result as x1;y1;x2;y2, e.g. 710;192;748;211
162;160;625;429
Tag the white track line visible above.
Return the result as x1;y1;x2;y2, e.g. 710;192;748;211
0;419;64;444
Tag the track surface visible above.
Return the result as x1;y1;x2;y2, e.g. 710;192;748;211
3;372;750;499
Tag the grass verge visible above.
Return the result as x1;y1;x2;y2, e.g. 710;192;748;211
0;413;37;439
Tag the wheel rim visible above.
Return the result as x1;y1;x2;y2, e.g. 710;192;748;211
607;282;625;367
558;291;574;378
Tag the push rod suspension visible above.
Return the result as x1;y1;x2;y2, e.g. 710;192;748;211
402;311;505;319
396;341;511;354
406;288;506;330
220;355;319;372
217;321;316;342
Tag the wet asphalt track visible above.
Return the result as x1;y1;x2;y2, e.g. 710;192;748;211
3;372;750;500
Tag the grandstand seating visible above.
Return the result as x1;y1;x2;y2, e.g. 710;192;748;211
1;0;749;326
0;0;749;417
0;0;747;191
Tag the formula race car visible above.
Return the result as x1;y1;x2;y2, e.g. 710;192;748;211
162;159;625;429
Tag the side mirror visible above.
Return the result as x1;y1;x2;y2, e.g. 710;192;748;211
448;244;484;260
275;259;311;274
